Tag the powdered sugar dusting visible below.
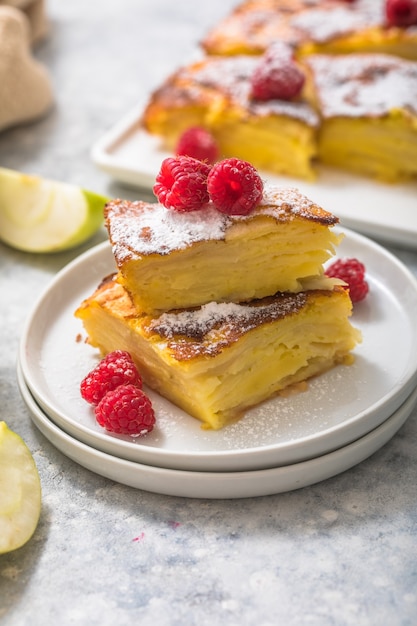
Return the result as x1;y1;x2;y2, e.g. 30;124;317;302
260;185;315;215
152;301;255;339
106;186;337;263
307;54;417;118
144;362;361;452
290;2;382;44
107;200;231;262
257;185;338;224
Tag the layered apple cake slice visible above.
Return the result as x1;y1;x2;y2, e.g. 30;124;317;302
76;156;362;431
105;186;342;314
75;275;361;430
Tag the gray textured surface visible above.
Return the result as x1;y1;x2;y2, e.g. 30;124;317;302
0;1;417;624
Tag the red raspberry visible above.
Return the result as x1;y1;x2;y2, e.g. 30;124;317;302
95;384;155;437
176;126;219;164
80;350;142;405
207;158;264;216
385;0;417;26
325;258;369;303
250;43;305;101
153;156;211;212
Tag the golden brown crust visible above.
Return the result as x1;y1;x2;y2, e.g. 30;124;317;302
78;277;349;363
146;289;345;361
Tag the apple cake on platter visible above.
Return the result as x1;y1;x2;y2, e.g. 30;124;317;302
201;0;417;60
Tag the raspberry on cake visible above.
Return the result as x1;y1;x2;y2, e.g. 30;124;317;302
207;158;264;216
303;52;417;182
153;156;211;212
75;276;361;430
250;42;306;101
103;186;342;314
141;54;319;181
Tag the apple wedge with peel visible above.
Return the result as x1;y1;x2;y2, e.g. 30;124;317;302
0;422;41;554
0;167;109;253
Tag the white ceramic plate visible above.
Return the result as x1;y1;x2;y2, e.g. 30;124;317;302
91;106;417;248
19;228;417;472
18;365;417;499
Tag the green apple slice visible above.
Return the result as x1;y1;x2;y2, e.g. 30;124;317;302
0;422;41;554
0;167;109;253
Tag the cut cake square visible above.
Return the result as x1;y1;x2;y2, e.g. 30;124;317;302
75;275;361;430
304;53;417;182
141;54;319;181
201;0;417;60
105;186;342;314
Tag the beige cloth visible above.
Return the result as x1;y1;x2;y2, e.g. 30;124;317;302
0;2;53;132
0;0;49;43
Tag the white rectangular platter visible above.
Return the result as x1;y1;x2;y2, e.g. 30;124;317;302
91;105;417;249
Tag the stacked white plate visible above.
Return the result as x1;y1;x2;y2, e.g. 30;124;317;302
18;228;417;499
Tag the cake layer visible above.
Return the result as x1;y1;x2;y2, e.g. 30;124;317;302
105;187;341;313
141;54;319;180
305;53;417;181
202;0;417;60
75;275;361;430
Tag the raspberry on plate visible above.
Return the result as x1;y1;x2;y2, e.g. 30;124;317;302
207;158;264;215
80;350;142;405
176;126;219;164
95;384;156;437
325;258;369;303
153;155;211;212
385;0;417;26
250;42;305;101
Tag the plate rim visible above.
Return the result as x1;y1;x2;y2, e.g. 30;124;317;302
17;363;417;499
